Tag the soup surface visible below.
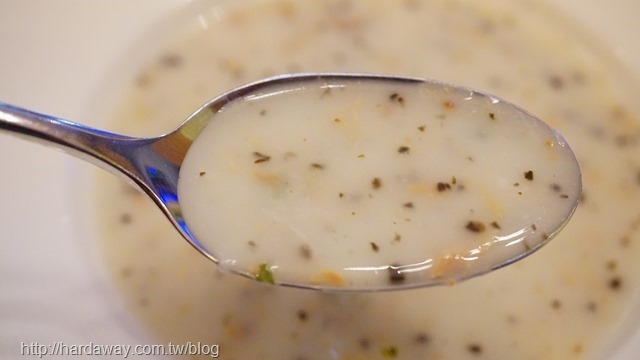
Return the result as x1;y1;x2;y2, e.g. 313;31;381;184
178;76;581;290
95;0;640;358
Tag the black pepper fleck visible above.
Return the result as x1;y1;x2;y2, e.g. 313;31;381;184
296;309;309;322
310;163;325;170
466;221;486;233
388;264;406;284
299;244;312;259
398;146;410;154
253;151;271;163
608;276;623;291
437;182;451;192
358;338;371;350
467;344;483;355
199;171;206;177
159;53;183;68
524;170;534;181
370;242;380;252
403;202;414;209
549;74;564;90
120;267;133;278
550;183;562;192
489;112;496;120
119;213;132;224
490;221;501;229
415;333;430;344
418;125;426;132
372;177;382;189
389;93;405;105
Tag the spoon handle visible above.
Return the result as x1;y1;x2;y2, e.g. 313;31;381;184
0;101;155;191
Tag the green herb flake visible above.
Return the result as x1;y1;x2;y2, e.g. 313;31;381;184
381;345;399;358
255;263;275;284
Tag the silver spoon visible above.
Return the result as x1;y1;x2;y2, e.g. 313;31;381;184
0;73;581;291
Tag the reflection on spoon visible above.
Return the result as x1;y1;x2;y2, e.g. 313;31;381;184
0;73;581;291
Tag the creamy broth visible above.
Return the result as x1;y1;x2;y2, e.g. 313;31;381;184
96;0;640;358
177;76;581;289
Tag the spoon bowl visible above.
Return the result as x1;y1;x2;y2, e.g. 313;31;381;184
0;73;581;291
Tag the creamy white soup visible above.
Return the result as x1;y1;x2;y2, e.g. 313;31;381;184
177;76;581;289
95;0;640;358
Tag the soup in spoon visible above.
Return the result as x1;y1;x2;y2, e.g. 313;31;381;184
178;75;581;290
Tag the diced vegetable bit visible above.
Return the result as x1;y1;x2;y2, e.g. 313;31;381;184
466;221;486;233
381;345;399;358
310;271;346;286
524;170;534;180
372;177;383;189
443;100;455;109
417;125;426;132
388;264;406;284
431;255;470;279
255;263;275;284
398;146;410;154
199;171;206;176
253;151;271;164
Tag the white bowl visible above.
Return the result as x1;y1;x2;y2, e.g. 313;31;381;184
1;0;639;358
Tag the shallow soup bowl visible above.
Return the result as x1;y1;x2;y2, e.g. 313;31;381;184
1;0;640;359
